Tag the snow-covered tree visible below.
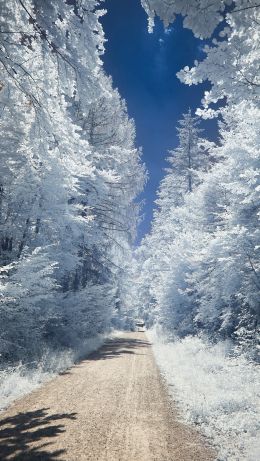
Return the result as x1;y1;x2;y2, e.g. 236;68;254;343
141;0;230;35
191;102;260;348
157;110;210;218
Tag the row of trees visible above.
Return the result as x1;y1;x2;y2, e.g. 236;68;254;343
137;0;259;353
0;0;145;365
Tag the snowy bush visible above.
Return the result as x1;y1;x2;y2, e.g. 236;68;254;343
148;328;260;461
0;333;108;411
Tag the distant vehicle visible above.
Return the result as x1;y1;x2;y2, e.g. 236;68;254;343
135;320;145;331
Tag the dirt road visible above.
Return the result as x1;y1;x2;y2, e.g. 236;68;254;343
0;332;215;461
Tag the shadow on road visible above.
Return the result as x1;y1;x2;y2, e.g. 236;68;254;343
0;407;77;460
86;336;150;362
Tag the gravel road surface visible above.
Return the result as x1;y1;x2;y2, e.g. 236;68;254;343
0;332;215;460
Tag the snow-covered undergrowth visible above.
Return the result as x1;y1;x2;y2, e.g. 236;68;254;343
0;334;109;411
148;327;260;461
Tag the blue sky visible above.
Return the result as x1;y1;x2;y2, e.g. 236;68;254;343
100;0;218;243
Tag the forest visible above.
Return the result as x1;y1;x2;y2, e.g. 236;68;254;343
0;0;146;369
138;0;259;354
0;1;259;459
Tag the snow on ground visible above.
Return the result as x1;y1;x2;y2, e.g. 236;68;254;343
0;334;111;411
148;327;260;461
